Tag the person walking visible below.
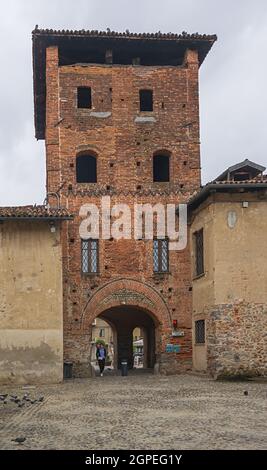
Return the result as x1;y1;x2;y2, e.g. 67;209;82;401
96;343;107;377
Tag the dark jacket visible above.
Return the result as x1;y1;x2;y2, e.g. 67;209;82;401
96;347;107;360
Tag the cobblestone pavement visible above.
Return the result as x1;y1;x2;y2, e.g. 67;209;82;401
0;374;266;450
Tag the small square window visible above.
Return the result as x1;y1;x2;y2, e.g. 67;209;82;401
77;87;92;109
139;89;153;112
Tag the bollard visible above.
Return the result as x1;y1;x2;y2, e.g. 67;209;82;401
121;360;128;376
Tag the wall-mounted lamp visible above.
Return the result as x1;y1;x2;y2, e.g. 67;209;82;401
49;221;56;233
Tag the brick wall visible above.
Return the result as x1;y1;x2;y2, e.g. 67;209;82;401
45;46;201;375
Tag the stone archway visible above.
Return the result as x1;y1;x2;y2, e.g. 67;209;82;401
82;278;171;327
82;278;172;372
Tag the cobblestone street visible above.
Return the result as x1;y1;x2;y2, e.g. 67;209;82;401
0;374;266;450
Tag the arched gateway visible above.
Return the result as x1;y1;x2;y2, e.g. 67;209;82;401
81;279;172;374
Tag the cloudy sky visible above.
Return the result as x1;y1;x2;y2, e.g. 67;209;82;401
0;0;266;205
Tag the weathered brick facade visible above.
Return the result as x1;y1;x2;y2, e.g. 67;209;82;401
33;29;216;376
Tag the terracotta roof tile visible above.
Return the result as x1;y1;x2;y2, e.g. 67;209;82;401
209;174;267;185
32;27;217;41
0;205;73;219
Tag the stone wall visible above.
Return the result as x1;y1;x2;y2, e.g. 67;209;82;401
207;302;267;378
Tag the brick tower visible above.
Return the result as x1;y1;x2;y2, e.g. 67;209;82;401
33;28;216;376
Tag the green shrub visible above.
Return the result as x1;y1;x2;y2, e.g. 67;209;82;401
95;338;108;348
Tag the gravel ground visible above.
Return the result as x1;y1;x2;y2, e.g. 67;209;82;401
0;373;266;450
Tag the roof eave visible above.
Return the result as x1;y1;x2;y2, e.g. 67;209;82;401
187;182;267;212
32;28;217;140
0;216;73;221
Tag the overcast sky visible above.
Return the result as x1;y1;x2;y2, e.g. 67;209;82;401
0;0;266;205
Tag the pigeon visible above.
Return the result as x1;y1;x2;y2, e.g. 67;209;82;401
0;394;8;400
244;390;248;396
38;396;44;402
18;403;25;408
11;437;26;444
10;395;18;400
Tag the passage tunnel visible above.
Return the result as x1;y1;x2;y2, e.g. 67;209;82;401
99;306;157;370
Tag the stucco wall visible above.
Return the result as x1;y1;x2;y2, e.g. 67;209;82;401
213;195;267;304
191;193;267;377
191;201;215;371
0;221;63;384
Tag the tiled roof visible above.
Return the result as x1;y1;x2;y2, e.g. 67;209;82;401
0;205;73;219
209;174;267;185
32;27;217;41
215;159;266;181
188;175;267;210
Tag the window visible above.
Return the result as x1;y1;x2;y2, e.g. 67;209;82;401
153;239;169;273
77;87;92;108
139;89;153;112
233;172;250;181
99;328;105;338
194;229;204;276
76;154;97;183
195;320;205;344
153;154;170;182
81;239;99;274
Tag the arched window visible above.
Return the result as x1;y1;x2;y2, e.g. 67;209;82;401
153;153;170;182
76;154;97;183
